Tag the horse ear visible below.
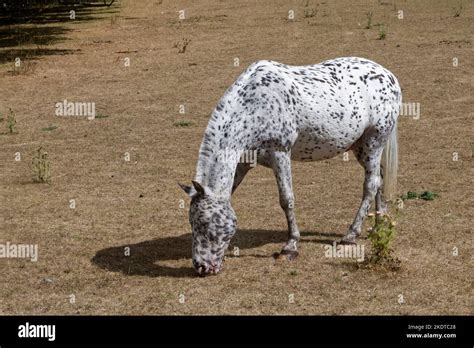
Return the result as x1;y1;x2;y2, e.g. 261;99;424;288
191;180;205;196
178;183;194;196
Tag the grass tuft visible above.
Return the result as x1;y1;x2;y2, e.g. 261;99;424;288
6;108;17;134
365;11;373;29
41;125;58;132
378;24;386;39
174;38;191;53
304;8;317;18
32;146;51;183
174;120;193;127
453;4;463;17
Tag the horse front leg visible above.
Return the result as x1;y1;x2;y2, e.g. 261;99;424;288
270;151;300;260
232;163;253;194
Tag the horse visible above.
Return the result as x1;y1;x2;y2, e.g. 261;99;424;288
180;57;401;276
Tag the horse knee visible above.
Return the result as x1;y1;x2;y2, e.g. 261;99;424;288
364;175;381;199
373;175;382;191
279;195;294;210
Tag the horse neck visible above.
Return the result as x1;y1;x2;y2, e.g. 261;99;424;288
195;113;245;199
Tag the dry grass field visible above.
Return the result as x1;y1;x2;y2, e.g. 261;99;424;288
0;0;472;315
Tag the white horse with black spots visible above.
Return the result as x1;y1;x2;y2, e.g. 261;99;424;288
180;57;401;276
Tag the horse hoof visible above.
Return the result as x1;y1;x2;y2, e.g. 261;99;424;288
279;249;299;261
339;236;357;245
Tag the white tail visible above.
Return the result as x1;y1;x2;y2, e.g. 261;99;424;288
381;122;398;201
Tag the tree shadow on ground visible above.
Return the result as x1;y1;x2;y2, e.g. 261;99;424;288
0;4;119;65
91;229;343;279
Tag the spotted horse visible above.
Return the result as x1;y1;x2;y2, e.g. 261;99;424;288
180;57;401;276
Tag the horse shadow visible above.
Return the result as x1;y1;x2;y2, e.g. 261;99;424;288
91;229;342;278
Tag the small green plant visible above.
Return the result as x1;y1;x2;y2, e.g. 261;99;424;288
453;4;463;17
365;11;373;29
419;191;438;201
32;146;51;183
7;108;17;134
401;191;438;201
366;214;399;268
95;113;109;119
378;24;386;39
402;191;418;200
174;120;193;127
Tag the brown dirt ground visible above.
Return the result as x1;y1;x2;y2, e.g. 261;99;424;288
0;0;472;315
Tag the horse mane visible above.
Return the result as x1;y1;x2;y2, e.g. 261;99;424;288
194;108;229;187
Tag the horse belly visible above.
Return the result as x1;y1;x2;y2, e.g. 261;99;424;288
290;124;362;162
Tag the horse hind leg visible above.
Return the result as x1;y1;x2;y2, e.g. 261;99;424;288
354;140;388;222
342;134;385;244
375;166;388;222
